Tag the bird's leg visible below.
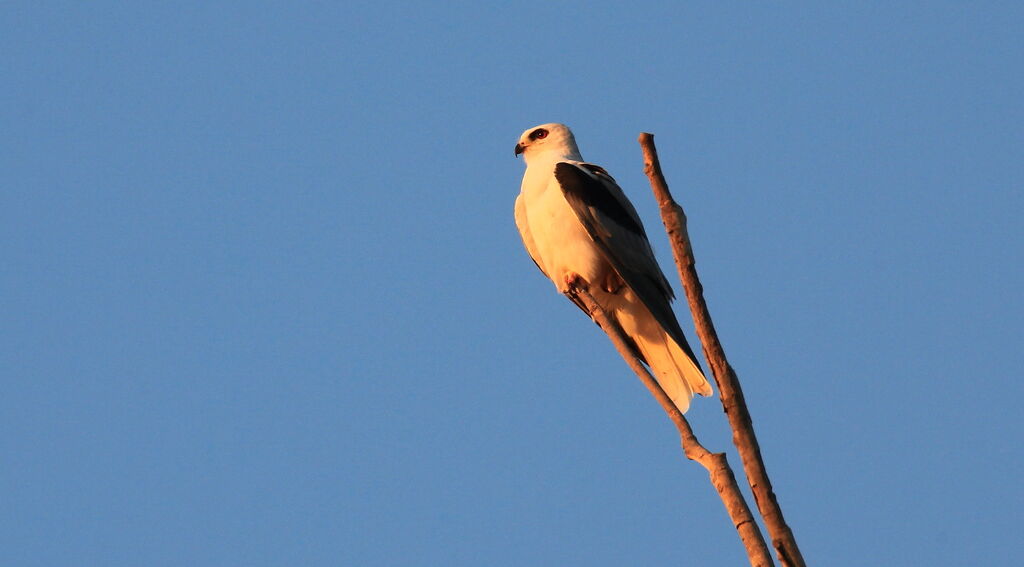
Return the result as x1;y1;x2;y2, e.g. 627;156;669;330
601;271;625;294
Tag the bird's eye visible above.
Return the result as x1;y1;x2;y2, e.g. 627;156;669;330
529;128;548;140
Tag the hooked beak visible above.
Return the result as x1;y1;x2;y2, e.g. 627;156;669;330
514;142;525;157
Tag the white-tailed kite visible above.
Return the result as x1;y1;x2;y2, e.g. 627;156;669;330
514;123;712;413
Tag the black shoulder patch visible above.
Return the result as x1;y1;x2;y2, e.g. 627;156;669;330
554;162;642;236
578;163;615;182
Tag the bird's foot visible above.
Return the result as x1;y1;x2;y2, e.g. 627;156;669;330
561;272;588;294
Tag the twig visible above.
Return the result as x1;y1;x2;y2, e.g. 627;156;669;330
638;133;807;567
566;286;774;567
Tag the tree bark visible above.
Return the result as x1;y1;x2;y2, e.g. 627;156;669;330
566;286;774;567
637;133;807;567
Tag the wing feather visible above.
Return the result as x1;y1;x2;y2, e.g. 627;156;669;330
514;194;549;279
515;192;591;316
553;162;702;366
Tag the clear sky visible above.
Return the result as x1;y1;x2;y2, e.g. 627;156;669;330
3;2;1022;566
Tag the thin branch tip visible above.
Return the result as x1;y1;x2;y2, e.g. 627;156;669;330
637;133;807;567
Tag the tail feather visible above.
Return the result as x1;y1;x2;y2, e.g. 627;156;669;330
666;331;713;398
604;289;713;414
640;333;694;413
634;331;711;413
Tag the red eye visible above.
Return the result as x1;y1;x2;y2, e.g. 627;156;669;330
530;128;548;140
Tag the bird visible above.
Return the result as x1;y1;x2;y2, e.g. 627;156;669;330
513;123;712;413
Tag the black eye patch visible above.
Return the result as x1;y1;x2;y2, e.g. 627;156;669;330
529;128;548;140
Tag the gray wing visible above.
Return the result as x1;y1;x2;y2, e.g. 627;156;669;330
514;193;549;279
553;161;702;366
515;192;594;316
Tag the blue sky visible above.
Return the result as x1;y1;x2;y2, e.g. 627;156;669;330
3;2;1022;565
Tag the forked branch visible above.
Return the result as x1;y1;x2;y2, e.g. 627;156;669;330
638;133;806;567
566;286;773;567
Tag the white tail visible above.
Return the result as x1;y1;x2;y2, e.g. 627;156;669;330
605;289;713;414
634;329;712;414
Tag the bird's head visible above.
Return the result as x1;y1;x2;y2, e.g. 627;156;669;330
514;123;582;163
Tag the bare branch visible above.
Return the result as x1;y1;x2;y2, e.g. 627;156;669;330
566;286;774;567
638;133;807;567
